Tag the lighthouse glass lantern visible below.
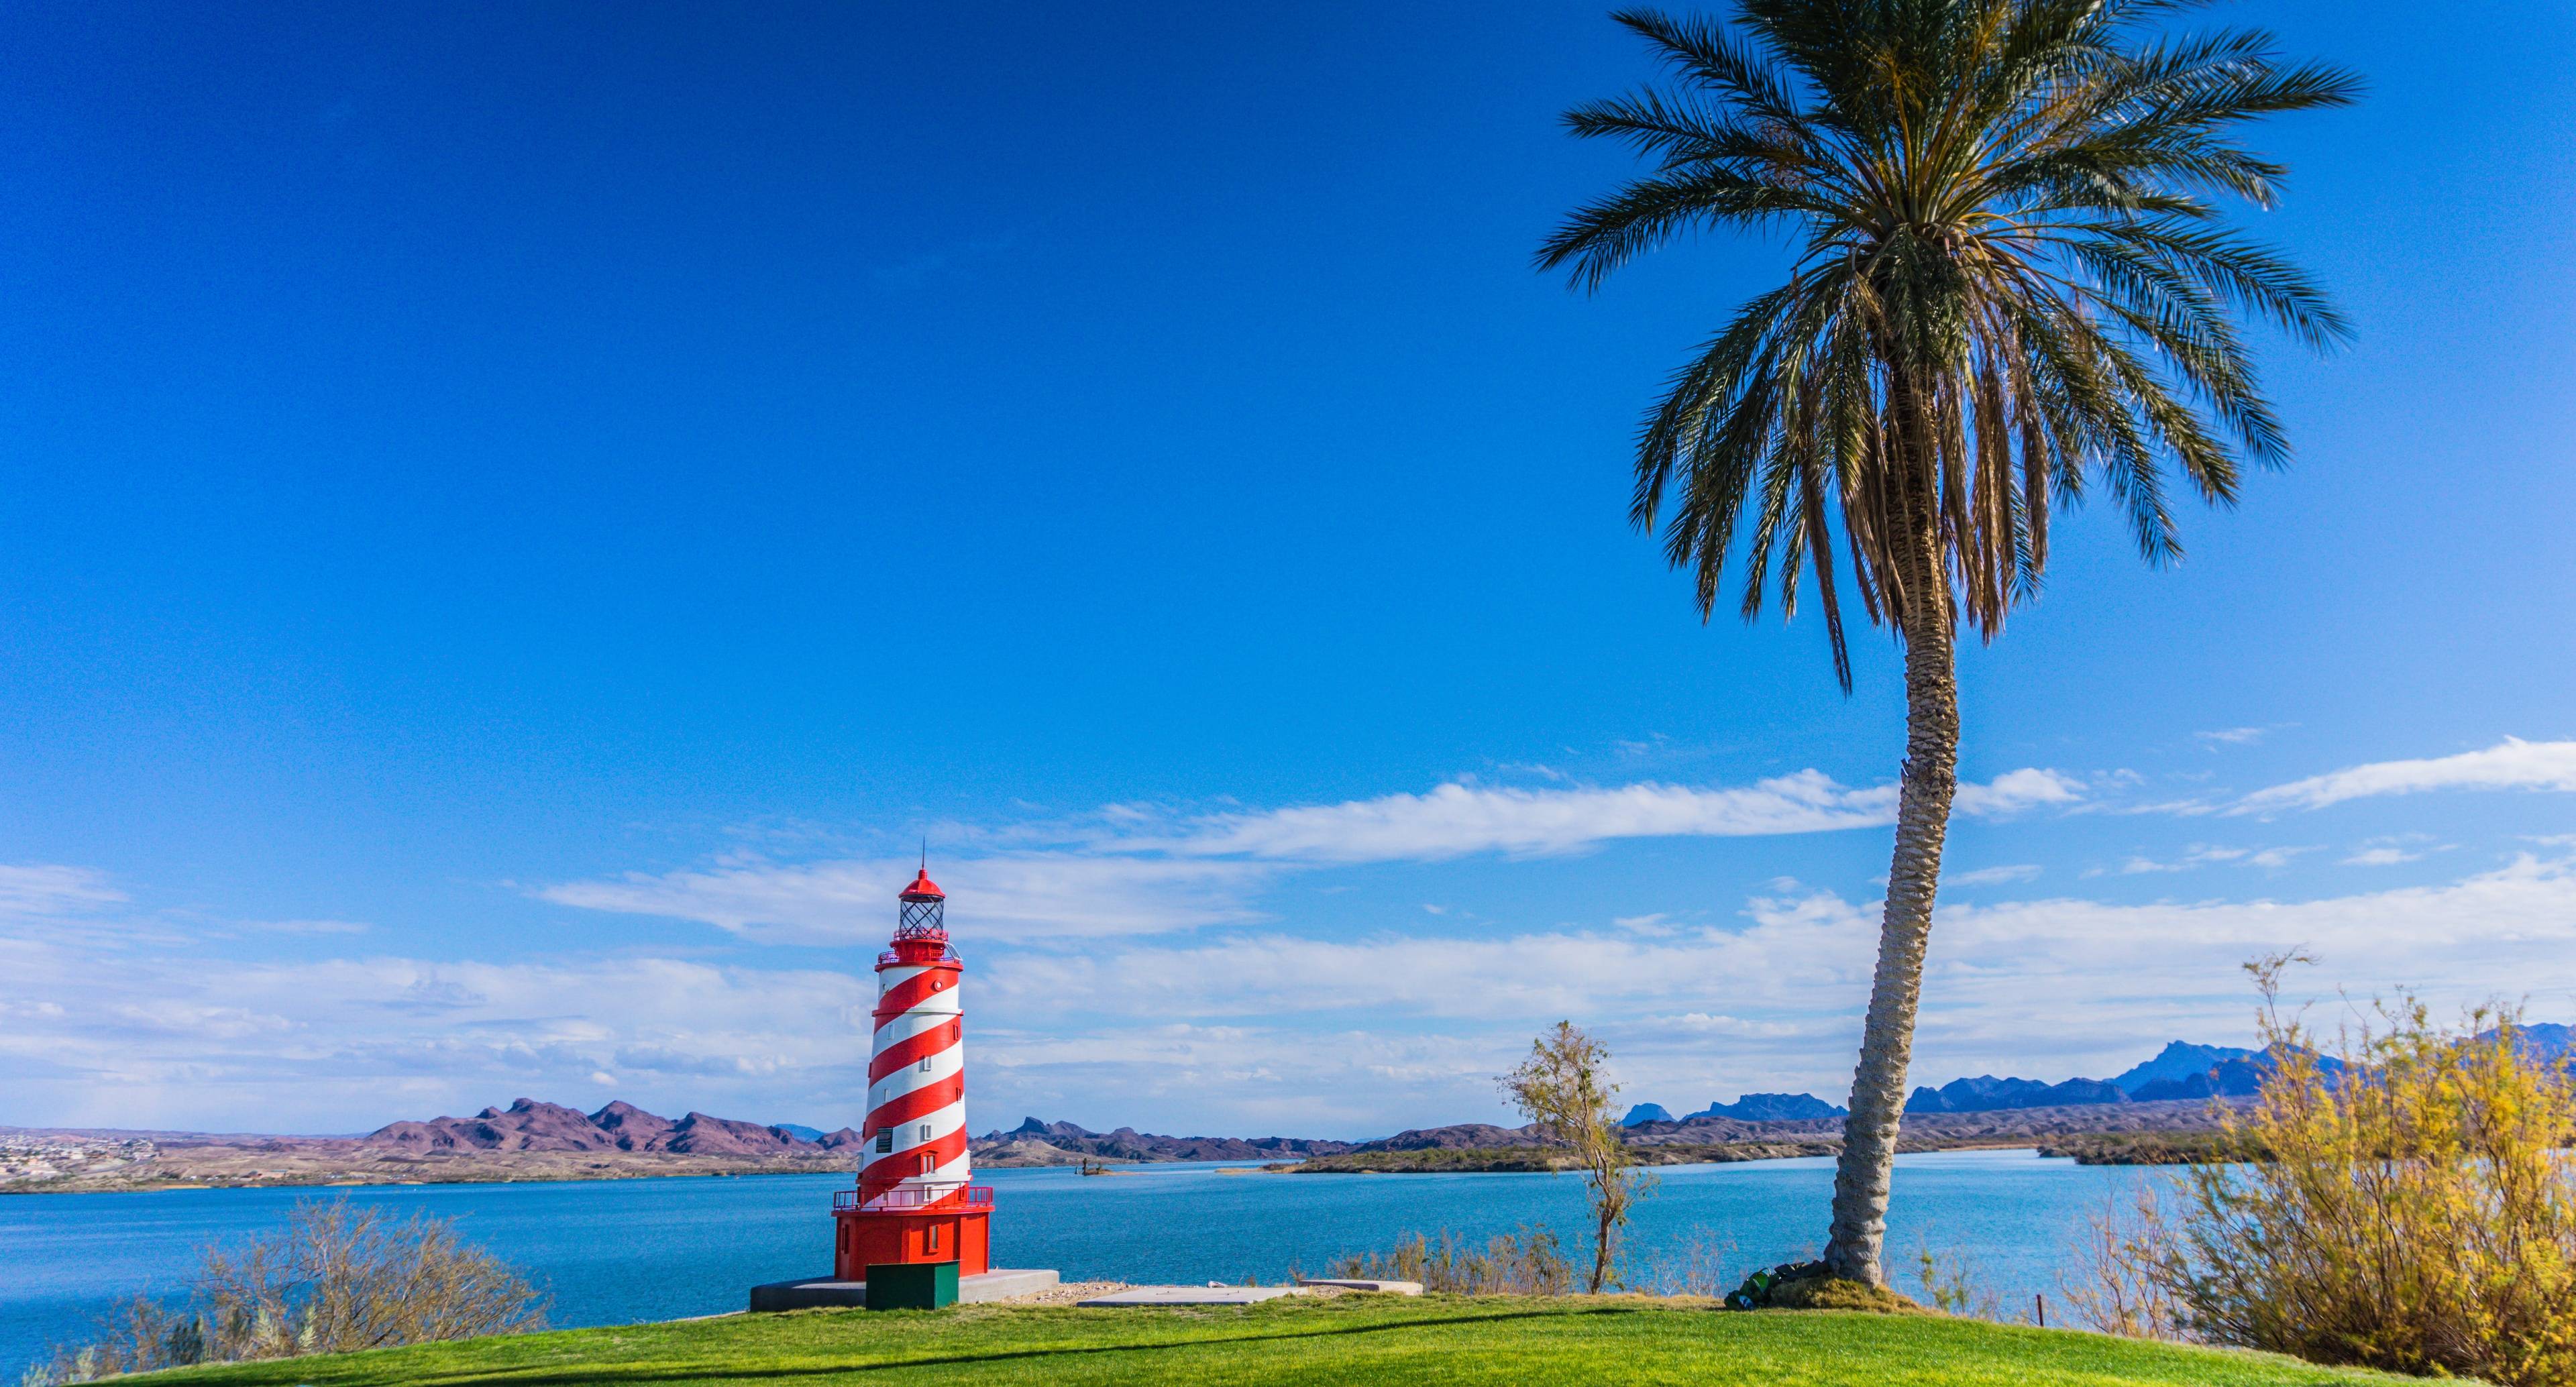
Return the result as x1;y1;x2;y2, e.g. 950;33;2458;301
830;867;994;1282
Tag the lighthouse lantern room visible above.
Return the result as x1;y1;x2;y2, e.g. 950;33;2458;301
831;866;994;1283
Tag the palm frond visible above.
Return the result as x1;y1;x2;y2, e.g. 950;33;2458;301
1547;0;2347;668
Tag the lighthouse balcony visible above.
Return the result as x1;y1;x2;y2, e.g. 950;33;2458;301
835;1182;993;1213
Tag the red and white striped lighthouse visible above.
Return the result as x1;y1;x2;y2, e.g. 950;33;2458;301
831;866;993;1280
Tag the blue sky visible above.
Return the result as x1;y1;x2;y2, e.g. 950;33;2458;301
3;1;2572;1138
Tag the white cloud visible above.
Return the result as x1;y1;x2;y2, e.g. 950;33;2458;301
1132;767;2080;864
0;879;1523;1136
0;924;879;1133
1953;769;2087;816
2118;797;2221;818
976;852;2576;1107
1153;772;1889;861
971;1022;1519;1136
2196;726;2269;746
540;767;2086;943
2342;834;2439;867
538;852;1275;944
2119;844;2308;874
979;920;1867;1026
22;851;2576;1137
244;918;372;936
2121;845;2241;873
1947;864;2042;886
0;863;125;916
2240;737;2576;813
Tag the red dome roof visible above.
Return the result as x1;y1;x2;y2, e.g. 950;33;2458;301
898;869;945;901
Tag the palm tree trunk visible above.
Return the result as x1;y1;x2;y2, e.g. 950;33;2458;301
1823;383;1962;1286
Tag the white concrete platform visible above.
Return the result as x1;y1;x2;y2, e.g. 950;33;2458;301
1077;1284;1305;1307
1295;1278;1425;1295
749;1268;1060;1312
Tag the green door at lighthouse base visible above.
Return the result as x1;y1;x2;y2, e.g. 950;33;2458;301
865;1260;959;1311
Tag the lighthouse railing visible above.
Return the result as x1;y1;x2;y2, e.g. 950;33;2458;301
835;1183;992;1213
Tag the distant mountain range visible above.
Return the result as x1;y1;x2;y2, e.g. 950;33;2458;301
2108;1041;2254;1094
166;1021;2576;1181
367;1098;863;1156
1622;1091;1851;1127
1706;1092;1849;1121
1905;1074;2132;1112
973;1117;1355;1164
1619;1028;2576;1123
2510;1023;2576;1063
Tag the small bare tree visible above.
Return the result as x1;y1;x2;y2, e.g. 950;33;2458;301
1502;1020;1649;1292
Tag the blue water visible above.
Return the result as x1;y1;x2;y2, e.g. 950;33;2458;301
0;1150;2143;1377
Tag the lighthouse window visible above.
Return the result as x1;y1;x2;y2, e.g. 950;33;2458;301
928;1225;941;1252
919;1153;935;1175
917;1056;932;1073
874;1129;891;1153
918;1123;932;1143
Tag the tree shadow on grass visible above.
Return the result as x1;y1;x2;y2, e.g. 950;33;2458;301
409;1305;1646;1386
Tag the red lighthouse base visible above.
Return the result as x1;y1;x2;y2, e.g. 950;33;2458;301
832;1190;991;1280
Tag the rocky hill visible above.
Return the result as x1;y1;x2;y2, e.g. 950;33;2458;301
1289;1099;2239;1172
1907;1074;2130;1112
1356;1121;1552;1152
1693;1092;1847;1121
1606;1032;2529;1121
970;1117;1354;1166
1;1099;865;1194
2110;1041;2257;1093
1625;1093;1844;1126
366;1098;864;1156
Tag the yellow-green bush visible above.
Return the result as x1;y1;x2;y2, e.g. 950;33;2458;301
2079;956;2576;1386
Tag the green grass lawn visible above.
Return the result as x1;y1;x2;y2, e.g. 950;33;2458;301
117;1295;2428;1387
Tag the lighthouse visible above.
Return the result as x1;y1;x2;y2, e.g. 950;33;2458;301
750;868;1056;1312
830;865;994;1290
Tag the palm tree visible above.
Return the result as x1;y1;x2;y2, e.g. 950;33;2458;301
1540;0;2354;1284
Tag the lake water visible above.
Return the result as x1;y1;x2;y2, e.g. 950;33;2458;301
0;1149;2149;1378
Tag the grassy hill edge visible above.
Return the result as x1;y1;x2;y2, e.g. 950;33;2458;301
111;1293;2427;1387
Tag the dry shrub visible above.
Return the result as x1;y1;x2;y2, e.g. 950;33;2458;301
1331;1226;1576;1295
2073;954;2576;1387
2059;1188;2187;1340
1633;1226;1737;1297
1914;1239;2002;1320
26;1198;546;1385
